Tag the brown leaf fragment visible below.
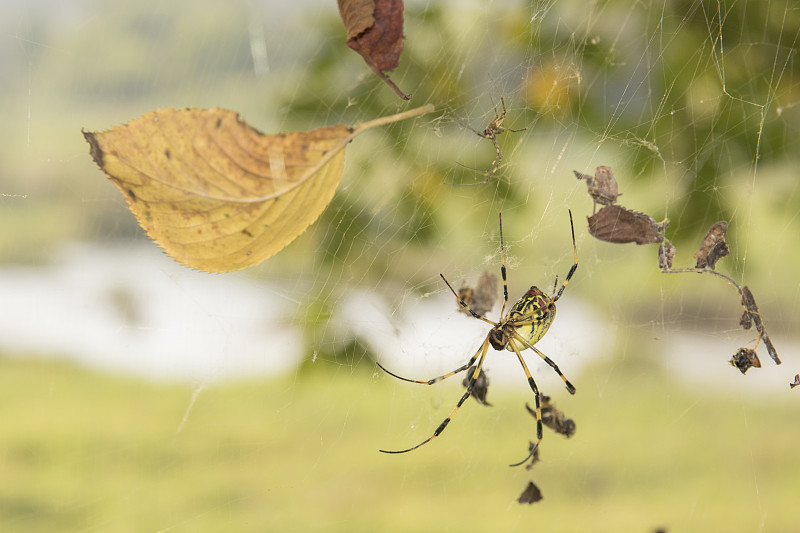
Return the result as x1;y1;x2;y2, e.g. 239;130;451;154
337;0;410;100
740;286;781;365
658;242;676;270
573;165;621;213
526;397;576;438
84;104;434;272
462;365;491;406
587;205;666;245
730;347;761;374
457;271;498;317
790;374;799;389
694;221;729;269
739;310;752;330
517;481;543;504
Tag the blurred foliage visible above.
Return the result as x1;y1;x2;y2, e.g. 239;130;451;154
1;0;798;361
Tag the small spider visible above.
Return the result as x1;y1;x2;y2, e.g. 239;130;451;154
455;97;527;185
377;211;577;458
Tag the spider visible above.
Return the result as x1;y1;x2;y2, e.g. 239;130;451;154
455;96;527;185
377;211;577;459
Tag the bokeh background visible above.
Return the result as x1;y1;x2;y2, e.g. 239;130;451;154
1;0;799;531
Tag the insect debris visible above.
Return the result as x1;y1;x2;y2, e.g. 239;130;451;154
526;396;576;438
658;242;676;271
457;271;498;317
790;374;800;389
574;165;621;213
729;347;761;375
694;221;729;269
462;365;492;406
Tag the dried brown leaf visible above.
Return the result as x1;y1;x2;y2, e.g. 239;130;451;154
587;205;667;245
694;221;729;269
740;286;780;364
84;104;433;272
658;242;676;270
517;481;543;504
337;0;410;100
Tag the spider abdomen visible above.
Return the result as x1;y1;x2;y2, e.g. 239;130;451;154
505;286;555;352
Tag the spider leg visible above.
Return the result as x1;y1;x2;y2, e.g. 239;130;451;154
506;340;544;452
511;330;576;394
509;441;538;468
553;210;578;303
375;350;480;386
498;212;509;317
450;156;500;186
379;337;491;454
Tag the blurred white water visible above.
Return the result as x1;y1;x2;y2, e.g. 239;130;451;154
0;243;303;382
0;242;795;392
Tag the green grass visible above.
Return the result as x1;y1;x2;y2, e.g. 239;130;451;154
0;354;797;532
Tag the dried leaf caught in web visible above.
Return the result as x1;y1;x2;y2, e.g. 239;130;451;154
729;347;761;374
462;365;491;406
337;0;410;100
574;165;621;213
740;286;780;365
526;397;576;438
517;481;543;504
457;271;498;317
587;205;667;245
84;104;433;272
694;221;729;269
658;242;676;270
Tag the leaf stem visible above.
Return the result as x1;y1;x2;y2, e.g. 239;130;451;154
352;104;435;136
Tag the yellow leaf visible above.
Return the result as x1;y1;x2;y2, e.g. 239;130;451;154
83;104;433;272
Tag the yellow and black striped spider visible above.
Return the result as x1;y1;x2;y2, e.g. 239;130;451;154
377;211;578;459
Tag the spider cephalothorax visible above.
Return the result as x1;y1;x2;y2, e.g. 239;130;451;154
377;212;578;459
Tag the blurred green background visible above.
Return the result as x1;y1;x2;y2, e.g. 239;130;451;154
1;0;798;531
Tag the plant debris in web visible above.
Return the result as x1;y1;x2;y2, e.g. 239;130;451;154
337;0;410;100
790;374;800;389
660;223;781;370
739;286;780;365
729;347;761;375
694;221;729;269
574;165;621;213
517;481;543;504
462;365;491;406
587;205;667;245
526;397;576;438
658;242;676;270
457;271;498;317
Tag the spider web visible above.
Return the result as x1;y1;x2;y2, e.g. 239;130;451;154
1;0;799;531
